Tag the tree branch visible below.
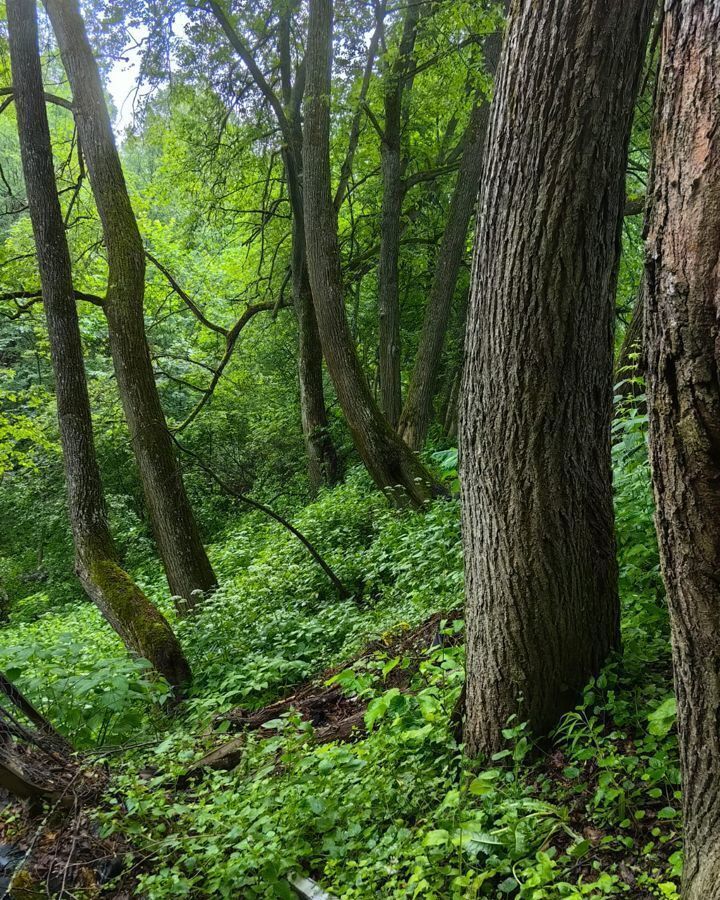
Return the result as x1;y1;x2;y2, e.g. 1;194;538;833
362;102;386;143
173;300;281;433
334;0;386;211
623;195;646;217
0;288;104;318
171;436;350;599
0;86;73;111
145;251;229;336
206;1;292;143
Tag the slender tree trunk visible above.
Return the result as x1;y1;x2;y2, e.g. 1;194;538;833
303;0;444;509
442;366;461;440
333;0;386;212
284;128;340;493
645;4;720;896
7;0;190;690
296;261;340;492
45;0;216;611
398;24;504;450
377;1;422;426
208;0;339;494
460;0;654;756
615;283;646;407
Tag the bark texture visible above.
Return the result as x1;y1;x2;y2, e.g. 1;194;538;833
45;0;216;610
644;3;720;896
303;0;443;508
460;0;654;756
377;1;422;426
398;24;504;450
7;0;190;689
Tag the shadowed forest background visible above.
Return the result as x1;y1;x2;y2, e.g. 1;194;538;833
0;0;718;897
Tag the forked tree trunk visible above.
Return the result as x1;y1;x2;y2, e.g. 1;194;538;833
460;0;654;755
398;23;504;451
7;0;190;690
645;3;720;896
303;0;444;509
377;1;422;426
45;0;216;611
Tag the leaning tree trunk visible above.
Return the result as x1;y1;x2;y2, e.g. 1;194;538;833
45;0;216;611
644;3;720;896
397;22;504;451
7;0;190;690
376;0;422;427
303;0;444;509
460;0;654;756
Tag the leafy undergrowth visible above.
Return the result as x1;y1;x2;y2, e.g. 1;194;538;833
0;422;683;898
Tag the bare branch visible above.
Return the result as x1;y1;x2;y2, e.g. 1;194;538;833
174;300;280;433
0;288;104;318
334;0;386;211
145;250;229;336
205;1;292;143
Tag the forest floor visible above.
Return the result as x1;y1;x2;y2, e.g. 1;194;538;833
0;457;683;898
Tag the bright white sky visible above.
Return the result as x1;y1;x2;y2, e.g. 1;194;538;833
106;13;190;136
106;30;145;135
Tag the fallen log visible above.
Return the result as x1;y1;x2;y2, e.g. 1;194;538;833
182;609;463;779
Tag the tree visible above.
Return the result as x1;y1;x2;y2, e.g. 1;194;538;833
303;0;444;508
6;0;190;690
397;18;504;450
460;0;654;755
207;0;340;493
644;2;720;895
376;0;424;427
45;0;217;609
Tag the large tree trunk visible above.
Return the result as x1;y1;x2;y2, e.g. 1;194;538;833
460;0;654;756
7;0;190;690
398;24;504;451
376;1;422;427
45;0;216;611
644;4;720;896
303;0;444;509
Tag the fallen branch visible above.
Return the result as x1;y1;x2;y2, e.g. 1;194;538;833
171;436;352;600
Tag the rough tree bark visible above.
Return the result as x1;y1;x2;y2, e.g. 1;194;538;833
208;0;339;493
397;23;504;451
7;0;190;689
460;0;654;755
644;3;720;896
45;0;217;610
303;0;444;508
376;1;423;426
